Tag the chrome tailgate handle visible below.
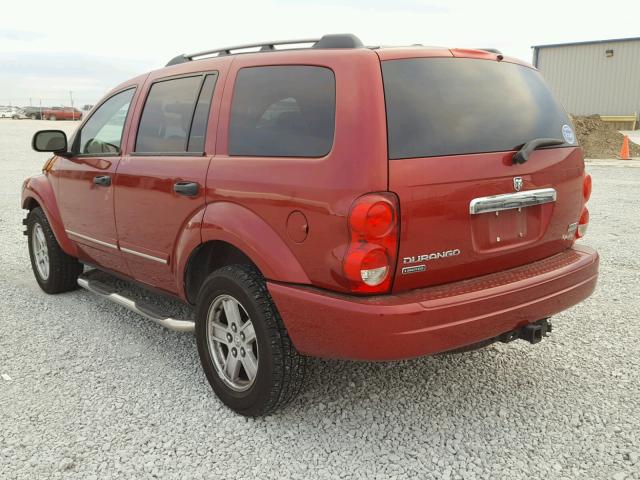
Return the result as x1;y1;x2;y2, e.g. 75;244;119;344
469;188;557;215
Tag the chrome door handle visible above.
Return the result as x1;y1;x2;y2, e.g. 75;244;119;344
173;182;199;196
93;175;111;186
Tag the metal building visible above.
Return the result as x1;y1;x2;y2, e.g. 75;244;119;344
532;37;640;125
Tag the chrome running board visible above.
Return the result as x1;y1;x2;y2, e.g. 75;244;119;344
77;276;195;333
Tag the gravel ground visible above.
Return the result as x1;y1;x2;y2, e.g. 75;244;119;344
1;120;639;480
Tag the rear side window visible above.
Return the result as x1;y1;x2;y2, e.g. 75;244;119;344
136;73;217;154
229;66;335;157
188;75;217;152
382;58;574;159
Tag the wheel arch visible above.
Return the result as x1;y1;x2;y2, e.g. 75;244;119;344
178;202;310;303
183;240;256;303
22;196;40;211
21;174;78;257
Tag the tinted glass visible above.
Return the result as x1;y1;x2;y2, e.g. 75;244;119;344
187;74;217;152
382;58;574;159
136;76;202;153
78;88;134;154
229;66;335;157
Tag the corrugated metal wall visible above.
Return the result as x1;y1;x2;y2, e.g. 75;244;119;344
535;39;640;116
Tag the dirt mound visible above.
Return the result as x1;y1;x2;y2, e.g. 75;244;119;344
571;115;640;159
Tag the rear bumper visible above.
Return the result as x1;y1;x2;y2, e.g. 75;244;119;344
267;245;599;360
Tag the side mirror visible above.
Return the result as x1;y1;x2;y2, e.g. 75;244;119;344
32;130;68;154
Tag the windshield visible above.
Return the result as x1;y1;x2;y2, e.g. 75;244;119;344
381;58;574;160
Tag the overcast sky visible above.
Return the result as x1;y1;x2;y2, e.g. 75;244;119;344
1;0;638;107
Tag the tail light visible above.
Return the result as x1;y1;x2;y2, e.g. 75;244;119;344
576;174;592;239
343;193;399;294
583;174;592;202
576;207;589;238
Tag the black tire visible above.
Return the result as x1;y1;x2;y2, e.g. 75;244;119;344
26;207;83;294
195;265;305;416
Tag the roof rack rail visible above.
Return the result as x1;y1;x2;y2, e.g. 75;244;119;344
166;33;363;66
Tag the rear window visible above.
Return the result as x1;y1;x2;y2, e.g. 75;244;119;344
382;58;574;160
229;66;335;157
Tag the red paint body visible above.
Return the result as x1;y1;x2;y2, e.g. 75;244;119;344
268;245;598;359
22;46;599;360
41;107;82;121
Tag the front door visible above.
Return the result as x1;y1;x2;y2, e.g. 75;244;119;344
55;87;136;274
114;72;219;294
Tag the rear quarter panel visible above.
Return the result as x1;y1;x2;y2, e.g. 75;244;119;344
206;49;388;291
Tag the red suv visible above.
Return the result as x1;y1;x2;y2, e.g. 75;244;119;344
23;34;598;416
42;106;82;121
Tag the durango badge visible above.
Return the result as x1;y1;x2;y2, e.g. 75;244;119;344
403;249;461;264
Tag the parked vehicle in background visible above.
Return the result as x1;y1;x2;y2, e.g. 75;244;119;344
10;108;29;120
23;34;598;416
0;106;19;118
42;107;82;121
21;107;45;120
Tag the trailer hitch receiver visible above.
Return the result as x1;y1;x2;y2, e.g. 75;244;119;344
499;318;553;345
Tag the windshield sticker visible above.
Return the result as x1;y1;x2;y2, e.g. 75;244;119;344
562;124;576;144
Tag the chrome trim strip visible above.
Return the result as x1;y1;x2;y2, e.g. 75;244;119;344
65;229;118;250
120;247;168;264
469;188;557;215
66;229;167;263
77;277;194;333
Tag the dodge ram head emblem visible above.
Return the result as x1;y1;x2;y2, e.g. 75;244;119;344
513;177;523;192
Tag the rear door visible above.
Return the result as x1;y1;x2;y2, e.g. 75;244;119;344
114;71;220;294
380;53;585;292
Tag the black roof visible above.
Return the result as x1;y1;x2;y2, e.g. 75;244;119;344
532;36;640;49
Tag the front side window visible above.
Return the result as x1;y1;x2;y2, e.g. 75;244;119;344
76;88;134;155
135;76;204;153
229;66;335;157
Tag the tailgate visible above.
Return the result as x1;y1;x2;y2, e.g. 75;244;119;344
380;55;585;292
389;148;584;291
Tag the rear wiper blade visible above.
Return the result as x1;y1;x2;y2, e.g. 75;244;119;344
512;138;565;164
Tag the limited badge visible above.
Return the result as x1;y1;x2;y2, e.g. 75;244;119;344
402;265;426;275
562;124;576;144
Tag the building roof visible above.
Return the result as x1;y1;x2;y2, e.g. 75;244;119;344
532;36;640;50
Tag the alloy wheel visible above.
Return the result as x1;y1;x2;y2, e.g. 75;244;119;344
32;223;50;280
206;294;259;392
